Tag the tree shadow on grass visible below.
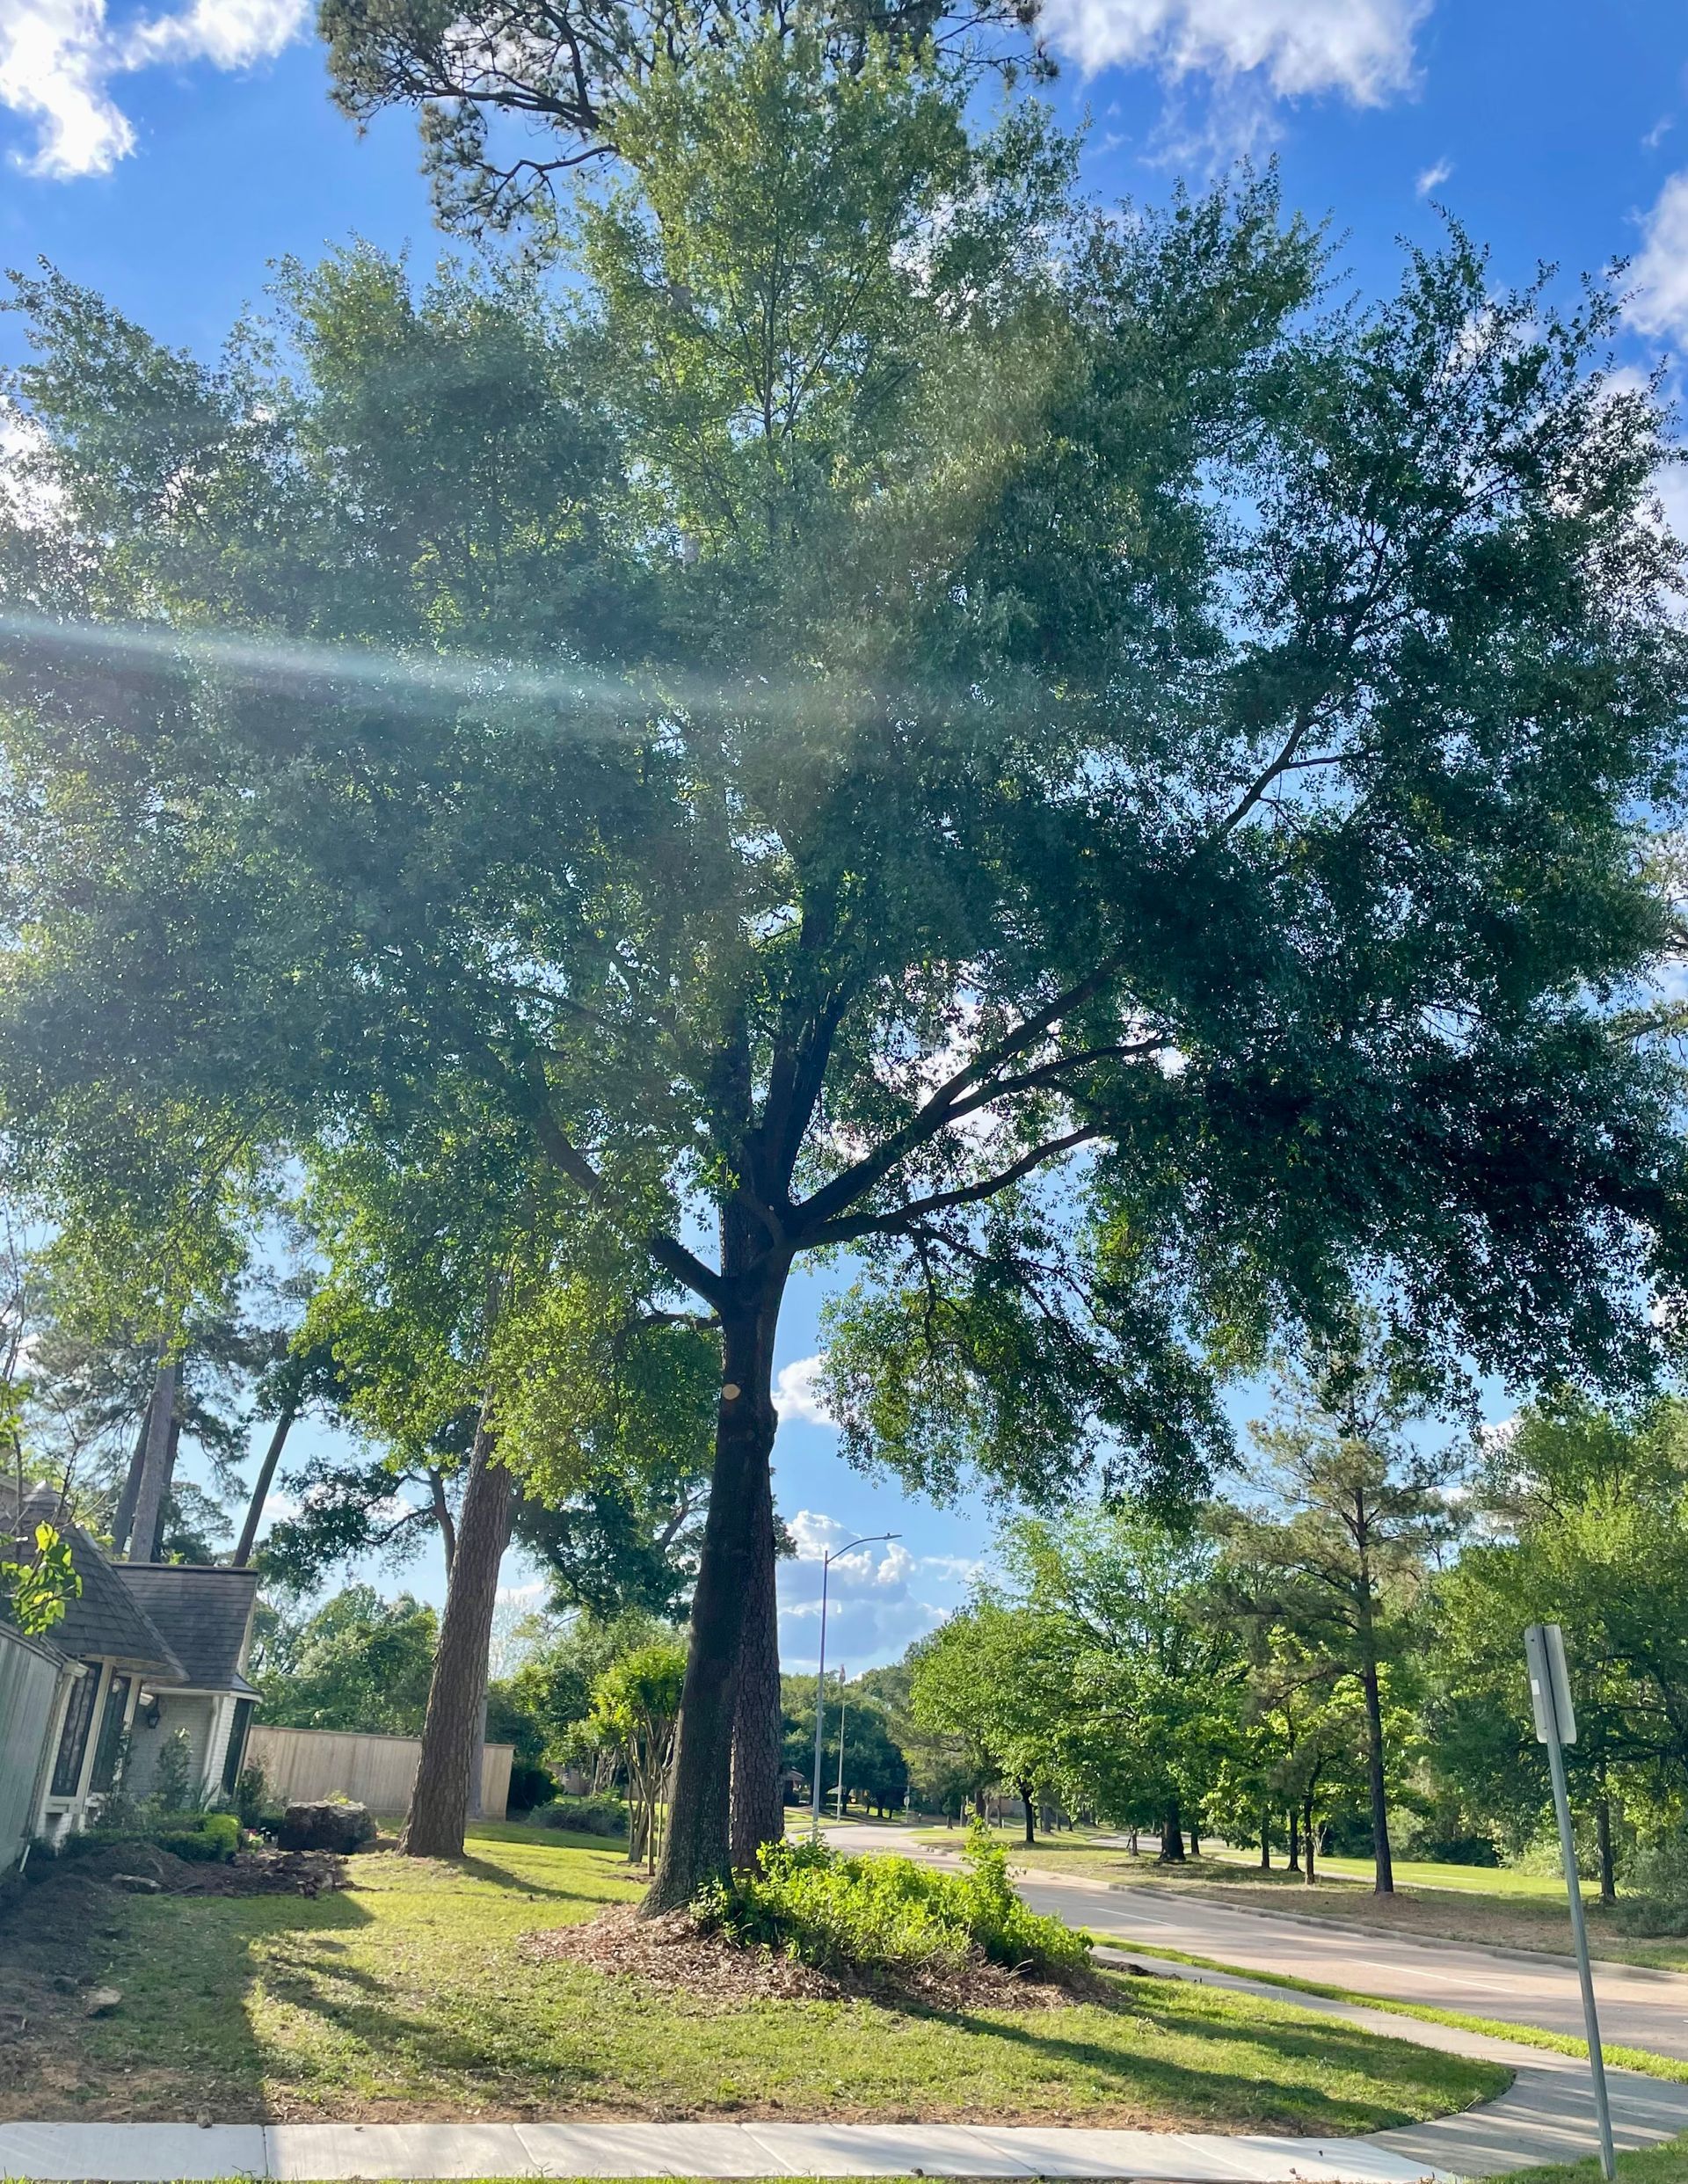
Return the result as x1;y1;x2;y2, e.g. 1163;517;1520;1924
457;1851;631;1904
891;1978;1505;2135
9;1881;375;2124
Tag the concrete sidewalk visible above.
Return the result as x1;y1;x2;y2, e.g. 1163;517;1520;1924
0;2116;1469;2181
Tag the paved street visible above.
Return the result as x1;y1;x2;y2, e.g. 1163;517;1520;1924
831;1821;1688;2061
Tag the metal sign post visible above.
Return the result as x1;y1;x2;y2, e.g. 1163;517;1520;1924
1524;1621;1616;2180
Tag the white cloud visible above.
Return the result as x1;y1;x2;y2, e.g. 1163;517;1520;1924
0;0;309;178
1645;116;1675;153
774;1355;836;1430
1037;0;1425;105
1415;157;1452;197
1628;171;1688;345
777;1510;979;1669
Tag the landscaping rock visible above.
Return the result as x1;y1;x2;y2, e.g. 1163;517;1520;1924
277;1800;377;1854
84;1987;121;2016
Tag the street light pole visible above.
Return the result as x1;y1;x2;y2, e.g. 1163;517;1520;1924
810;1532;899;1841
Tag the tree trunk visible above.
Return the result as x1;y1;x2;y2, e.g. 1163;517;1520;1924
429;1467;457;1577
1597;1788;1616;1907
1019;1778;1036;1846
399;1407;512;1859
1360;1655;1394;1894
234;1398;298;1567
468;1688;490;1822
1303;1795;1317;1884
127;1359;178;1565
1159;1796;1186;1863
150;1406;183;1561
1287;1808;1300;1873
729;1455;784;1870
111;1404;151;1558
1259;1803;1271;1870
1189;1822;1201;1857
645;1264;784;1913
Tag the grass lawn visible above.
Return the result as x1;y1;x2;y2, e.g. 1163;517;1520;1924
916;1823;1688;1972
0;1824;1506;2134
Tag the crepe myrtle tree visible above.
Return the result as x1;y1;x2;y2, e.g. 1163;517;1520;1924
3;30;1688;1908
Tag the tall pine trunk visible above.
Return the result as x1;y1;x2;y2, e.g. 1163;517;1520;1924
646;1261;783;1913
1359;1651;1394;1893
111;1404;151;1558
127;1360;178;1565
234;1398;299;1567
400;1407;512;1858
729;1456;784;1869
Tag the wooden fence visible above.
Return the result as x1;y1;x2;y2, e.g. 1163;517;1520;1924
247;1723;513;1819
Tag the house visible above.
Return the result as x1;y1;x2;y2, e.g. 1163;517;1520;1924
1;1489;260;1860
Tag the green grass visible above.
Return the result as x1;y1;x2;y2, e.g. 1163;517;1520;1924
5;1824;1507;2135
1488;2133;1688;2181
1088;1933;1688;2087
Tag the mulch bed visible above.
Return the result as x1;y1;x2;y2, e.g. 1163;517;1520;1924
523;1903;1093;2013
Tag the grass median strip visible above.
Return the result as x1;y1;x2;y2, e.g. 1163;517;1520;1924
1088;1933;1688;2086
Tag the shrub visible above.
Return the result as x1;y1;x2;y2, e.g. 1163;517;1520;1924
702;1824;1089;1984
1417;1833;1501;1867
56;1809;240;1863
507;1760;558;1814
1614;1831;1688;1933
151;1728;196;1814
529;1794;629;1837
233;1762;272;1831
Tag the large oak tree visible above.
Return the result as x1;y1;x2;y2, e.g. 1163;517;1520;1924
2;27;1687;1904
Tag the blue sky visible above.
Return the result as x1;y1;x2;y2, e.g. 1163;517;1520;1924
4;0;1685;1667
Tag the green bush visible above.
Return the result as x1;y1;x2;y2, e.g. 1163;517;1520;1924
702;1824;1089;1984
508;1760;559;1813
529;1794;629;1837
60;1809;240;1864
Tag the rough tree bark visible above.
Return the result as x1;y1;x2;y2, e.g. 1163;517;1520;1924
1159;1796;1186;1863
1358;1651;1394;1894
729;1458;784;1870
646;1252;785;1913
149;1405;184;1561
111;1405;151;1558
399;1407;513;1859
234;1397;299;1567
127;1359;178;1565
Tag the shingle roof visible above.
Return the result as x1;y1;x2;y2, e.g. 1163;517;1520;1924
113;1564;260;1695
4;1487;186;1680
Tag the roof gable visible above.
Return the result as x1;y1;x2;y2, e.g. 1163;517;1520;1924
4;1488;186;1679
113;1563;260;1693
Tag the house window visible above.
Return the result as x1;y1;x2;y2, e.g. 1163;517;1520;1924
90;1674;134;1794
50;1666;102;1799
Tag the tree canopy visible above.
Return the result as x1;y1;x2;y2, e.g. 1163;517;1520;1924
3;28;1687;1903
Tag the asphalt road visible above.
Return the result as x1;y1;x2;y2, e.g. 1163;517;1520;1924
829;1821;1688;2062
